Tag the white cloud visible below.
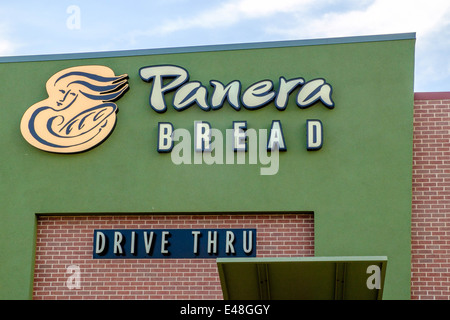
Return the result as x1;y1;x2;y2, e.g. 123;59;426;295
129;0;450;47
0;24;17;56
129;0;315;40
266;0;450;40
0;39;15;56
230;0;314;18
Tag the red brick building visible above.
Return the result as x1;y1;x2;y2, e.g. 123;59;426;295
411;92;450;300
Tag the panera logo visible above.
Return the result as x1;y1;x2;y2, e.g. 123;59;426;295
20;63;334;175
20;65;128;153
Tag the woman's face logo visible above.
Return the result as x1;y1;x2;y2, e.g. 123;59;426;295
56;88;77;109
20;65;129;153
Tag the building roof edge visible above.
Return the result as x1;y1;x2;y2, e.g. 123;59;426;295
0;32;416;63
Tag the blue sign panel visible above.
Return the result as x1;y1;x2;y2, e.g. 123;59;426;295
93;229;256;259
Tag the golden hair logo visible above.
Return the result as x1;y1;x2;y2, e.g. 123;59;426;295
20;65;128;153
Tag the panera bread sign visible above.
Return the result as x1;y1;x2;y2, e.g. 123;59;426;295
20;64;334;162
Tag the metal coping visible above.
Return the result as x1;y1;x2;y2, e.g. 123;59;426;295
0;32;416;63
414;92;450;100
216;256;388;264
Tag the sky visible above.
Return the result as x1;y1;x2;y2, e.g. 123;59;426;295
0;0;449;92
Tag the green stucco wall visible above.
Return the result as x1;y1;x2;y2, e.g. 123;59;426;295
0;34;415;299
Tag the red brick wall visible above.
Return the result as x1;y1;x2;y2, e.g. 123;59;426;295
33;214;314;300
411;93;450;299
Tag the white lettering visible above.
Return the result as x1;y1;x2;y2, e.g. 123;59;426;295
114;231;123;255
130;231;136;255
161;231;170;255
243;230;253;254
173;81;209;111
275;77;304;110
224;305;270;315
233;121;247;152
297;78;334;108
192;231;201;255
208;231;217;254
307;119;323;150
139;65;189;113
242;80;275;109
158;122;174;152
226;231;235;254
95;231;106;254
140;65;334;112
194;121;211;152
267;120;286;151
181;304;214;317
144;231;155;254
210;80;241;110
